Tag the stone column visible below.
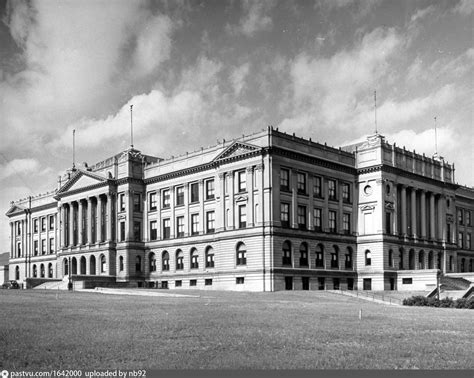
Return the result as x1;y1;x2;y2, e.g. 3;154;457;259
69;202;75;246
420;190;426;239
247;167;254;227
199;181;205;233
429;193;436;239
10;222;13;258
228;172;234;229
61;204;67;248
106;193;113;241
323;178;329;232
170;186;175;238
219;173;225;230
411;188;417;238
97;195;103;243
291;170;298;228
438;195;445;242
400;185;407;236
256;164;264;225
78;200;84;245
87;198;93;244
308;175;314;230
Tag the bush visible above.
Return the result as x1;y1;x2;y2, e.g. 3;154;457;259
402;296;473;309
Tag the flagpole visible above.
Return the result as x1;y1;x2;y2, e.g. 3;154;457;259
130;105;134;148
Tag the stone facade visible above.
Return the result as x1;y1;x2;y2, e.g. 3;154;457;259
5;128;474;291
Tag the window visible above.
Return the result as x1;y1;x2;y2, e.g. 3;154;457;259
33;265;37;278
119;193;125;212
149;192;157;211
161;281;168;289
363;278;372;290
385;212;392;234
101;255;106;273
285;276;293;290
49;238;54;254
313;208;322;231
150;221;157;241
457;209;463;225
316;244;324;268
149;253;156;272
119;256;124;271
297;205;306;230
313;176;322;197
176;186;185;206
333;278;340;290
40;264;45;278
343;213;351;235
345;248;353;269
16;221;21;235
41;239;46;255
191;213;199;235
41;217;46;232
190;182;199;203
205;247;215;268
467;211;472;226
328;210;337;233
280;168;290;191
176;250;184;270
419;251;425;269
175;280;182;287
467;233;472;250
458;232;464;248
461;258;466;272
282;241;292;265
176;216;185;238
318;277;325;290
428;251;434;269
48;263;53;278
162;251;169;271
15;266;20;280
281;203;290;228
302;277;309;290
331;247;339;268
16;242;21;258
205;279;213;286
328;179;336;200
205;179;215;200
237;170;246;192
342;183;350;203
206;211;215;233
299;243;308;267
388;250;394;268
190;279;197;287
190;249;199;269
236;242;247;265
133;194;141;212
162;189;170;208
162;219;170;239
365;250;372;266
296;172;306;194
402;278;412;285
437;253;442;270
238;204;247;228
236;277;244;284
34;240;38;256
133;221;141;241
33;219;39;233
120;221;126;242
135;256;142;272
49;215;54;230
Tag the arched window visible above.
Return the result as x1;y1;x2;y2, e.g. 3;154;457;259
399;248;404;270
72;257;77;275
408;249;415;270
282;241;292;265
80;256;86;275
236;243;246;265
33;264;37;278
418;251;425;270
119;256;124;272
15;266;20;280
100;255;106;273
162;252;169;271
461;258;466;273
470;259;473;272
205;246;215;268
299;243;308;267
365;250;372;266
64;258;69;276
176;250;184;270
315;244;324;268
40;264;45;278
437;253;442;270
149;252;156;272
90;255;96;275
331;245;339;268
428;251;434;269
345;247;353;269
48;263;53;278
190;248;199;269
388;249;394;268
136;256;142;272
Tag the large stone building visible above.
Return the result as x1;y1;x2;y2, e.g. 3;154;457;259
5;128;474;291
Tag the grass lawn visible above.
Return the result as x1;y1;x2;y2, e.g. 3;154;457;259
0;289;472;370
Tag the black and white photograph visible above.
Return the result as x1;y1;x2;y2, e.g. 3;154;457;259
0;0;473;375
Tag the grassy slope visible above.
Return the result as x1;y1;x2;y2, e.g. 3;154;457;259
0;290;472;370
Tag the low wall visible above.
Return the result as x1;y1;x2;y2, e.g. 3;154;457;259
26;278;62;289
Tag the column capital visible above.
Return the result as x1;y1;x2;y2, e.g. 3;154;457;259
246;166;254;173
227;170;234;177
218;172;226;179
255;164;264;172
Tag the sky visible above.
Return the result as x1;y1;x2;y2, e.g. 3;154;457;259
0;0;472;249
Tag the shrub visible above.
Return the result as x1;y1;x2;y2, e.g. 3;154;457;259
402;296;473;309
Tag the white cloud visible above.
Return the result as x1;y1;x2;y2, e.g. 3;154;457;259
410;5;436;23
454;0;474;15
227;0;275;37
230;63;250;95
0;158;40;181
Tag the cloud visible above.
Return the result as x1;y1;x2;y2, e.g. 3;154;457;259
227;0;275;37
410;5;436;23
0;158;40;181
317;0;382;20
230;62;250;95
454;0;474;15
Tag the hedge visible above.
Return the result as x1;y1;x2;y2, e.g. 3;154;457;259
402;295;474;309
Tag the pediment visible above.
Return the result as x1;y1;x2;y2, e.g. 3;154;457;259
6;204;26;217
57;169;108;195
213;142;260;162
